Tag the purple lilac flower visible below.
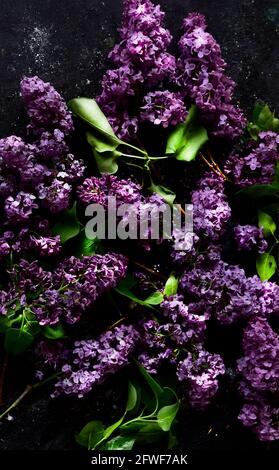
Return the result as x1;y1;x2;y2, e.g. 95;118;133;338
77;175;141;206
136;295;209;374
30;235;62;256
37;177;71;213
140;91;187;127
225;131;279;186
238;394;279;442
97;0;175;140
234;225;268;254
53;325;138;397
20;76;74;135
36;130;69;159
5;192;38;223
191;172;231;241
177;348;225;408
33;253;128;325
181;251;279;324
0;232;14;258
175;13;246;139
238;316;279;393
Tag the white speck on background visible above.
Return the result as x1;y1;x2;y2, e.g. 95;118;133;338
25;25;51;68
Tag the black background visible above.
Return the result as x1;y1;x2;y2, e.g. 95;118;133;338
0;0;279;452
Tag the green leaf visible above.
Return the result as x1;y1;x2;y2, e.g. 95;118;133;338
92;147;121;175
102;415;125;442
258;210;276;237
136;423;164;443
102;435;136;450
4;328;34;355
76;420;104;449
52;202;80;244
68;98;120;144
164;273;179;297
148;181;176;206
237;183;279;199
126;381;138;413
43;324;66;340
115;279;159;310
248;103;279;138
157;402;179;432
256;253;277;281
166;106;208;162
144;291;164;305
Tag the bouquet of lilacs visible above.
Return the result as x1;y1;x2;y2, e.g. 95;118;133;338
1;0;279;449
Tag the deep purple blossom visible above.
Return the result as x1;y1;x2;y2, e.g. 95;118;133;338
234;225;268;254
5;192;38;223
177;348;225;408
225;131;279;186
140;91;187;127
20;76;74;135
53;324;138;397
191;172;231;241
176;13;246;139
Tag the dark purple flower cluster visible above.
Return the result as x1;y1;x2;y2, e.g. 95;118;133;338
140;91;187;128
177;348;225;409
225;131;279;186
191;172;231;241
234;225;268;254
0;77;85;257
237;316;279;440
53;324;139;397
97;0;176;140
181;250;279;325
175;13;246;138
20;76;74;135
137;295;209;374
77;175;141;206
2;253;127;326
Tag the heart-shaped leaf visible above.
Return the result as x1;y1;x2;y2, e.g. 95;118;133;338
148;181;176;206
76;420;104;449
166;106;208;162
157;402;179;432
164;273;179;297
258;210;276;237
126;381;138;413
69;98;120;143
256;253;277;281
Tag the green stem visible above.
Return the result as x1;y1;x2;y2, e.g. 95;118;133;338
120;153;146;160
123;143;147;156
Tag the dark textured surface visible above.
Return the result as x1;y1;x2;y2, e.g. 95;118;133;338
0;0;279;452
1;0;279;138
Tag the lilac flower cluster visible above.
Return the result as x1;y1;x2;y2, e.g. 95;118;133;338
191;172;231;241
175;13;246;138
53;325;139;397
237;317;279;440
2;253;127;326
97;0;176;140
225;131;279;186
137;295;209;374
20;76;74;135
177;348;225;409
234;225;268;254
77;175;141;206
140;91;187;128
0;77;85;257
181;249;279;325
